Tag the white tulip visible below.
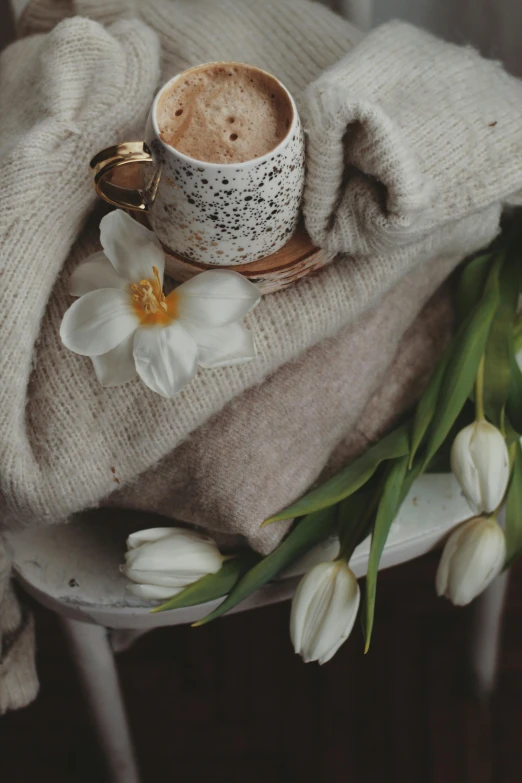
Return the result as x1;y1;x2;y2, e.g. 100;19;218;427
60;210;261;398
450;421;509;514
121;527;223;601
436;516;506;606
290;560;360;664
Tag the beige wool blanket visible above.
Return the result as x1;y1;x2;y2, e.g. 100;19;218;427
2;0;522;712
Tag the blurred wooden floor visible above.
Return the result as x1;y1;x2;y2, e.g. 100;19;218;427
2;550;522;783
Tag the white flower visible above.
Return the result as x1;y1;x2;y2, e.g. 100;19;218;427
290;560;360;664
121;527;223;601
450;421;510;514
436;516;506;606
60;210;261;397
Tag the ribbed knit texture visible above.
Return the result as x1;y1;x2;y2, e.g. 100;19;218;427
2;1;502;538
303;20;522;254
0;14;160;714
1;0;518;712
0;16;160;528
20;0;364;93
107;255;457;555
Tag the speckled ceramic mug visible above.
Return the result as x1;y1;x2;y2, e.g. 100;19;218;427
91;63;305;266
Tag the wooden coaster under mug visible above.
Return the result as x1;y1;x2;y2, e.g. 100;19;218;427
132;212;335;295
102;161;336;295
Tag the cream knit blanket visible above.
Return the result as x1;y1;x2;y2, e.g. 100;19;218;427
2;0;522;712
3;0;512;533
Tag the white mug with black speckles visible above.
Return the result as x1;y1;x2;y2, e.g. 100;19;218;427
91;62;305;266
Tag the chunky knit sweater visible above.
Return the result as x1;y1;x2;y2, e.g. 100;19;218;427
4;0;517;534
2;0;522;713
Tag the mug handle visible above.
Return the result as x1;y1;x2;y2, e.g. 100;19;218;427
90;141;158;212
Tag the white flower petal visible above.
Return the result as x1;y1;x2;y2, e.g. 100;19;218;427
316;569;360;664
451;424;482;513
178;270;261;327
290;561;360;665
126;583;183;600
469;422;510;513
436;517;506;606
448;518;505;605
100;209;165;284
122;533;222;584
291;562;333;656
127;528;182;550
60;288;139;356
435;521;468;597
307;565;359;664
133;321;198;398
69;252;127;296
123;568;190;588
183;321;257;368
90;333;137;387
451;422;510;514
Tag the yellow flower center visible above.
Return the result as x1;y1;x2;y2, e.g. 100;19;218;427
131;266;178;326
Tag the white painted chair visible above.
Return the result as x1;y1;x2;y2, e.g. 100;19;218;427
8;473;509;783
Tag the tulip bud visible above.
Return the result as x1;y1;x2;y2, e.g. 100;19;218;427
121;527;223;600
436;516;506;606
450;421;509;514
290;561;360;664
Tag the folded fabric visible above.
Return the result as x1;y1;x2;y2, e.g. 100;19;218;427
0;0;508;711
0;262;453;717
0;14;161;716
20;0;364;93
108;256;456;554
303;21;522;256
0;17;161;528
1;0;499;537
325;285;454;479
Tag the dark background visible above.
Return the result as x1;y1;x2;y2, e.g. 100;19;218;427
2;3;522;781
3;553;522;782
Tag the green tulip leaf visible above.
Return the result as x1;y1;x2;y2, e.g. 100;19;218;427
505;441;522;569
338;480;382;561
194;507;338;625
483;254;519;426
422;262;500;468
409;345;452;467
362;456;418;652
506;337;522;434
513;312;522;354
151;551;261;613
423;400;475;473
504;415;522;449
455;253;493;323
264;423;410;524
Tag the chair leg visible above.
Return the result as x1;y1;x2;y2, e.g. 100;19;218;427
469;570;510;698
59;617;141;783
110;628;149;654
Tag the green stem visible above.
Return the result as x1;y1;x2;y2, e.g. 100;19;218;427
514;313;522;354
475;354;486;421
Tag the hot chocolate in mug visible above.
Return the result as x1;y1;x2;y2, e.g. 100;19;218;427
91;62;305;266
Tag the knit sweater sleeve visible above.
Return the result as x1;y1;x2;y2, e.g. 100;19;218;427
302;21;522;255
